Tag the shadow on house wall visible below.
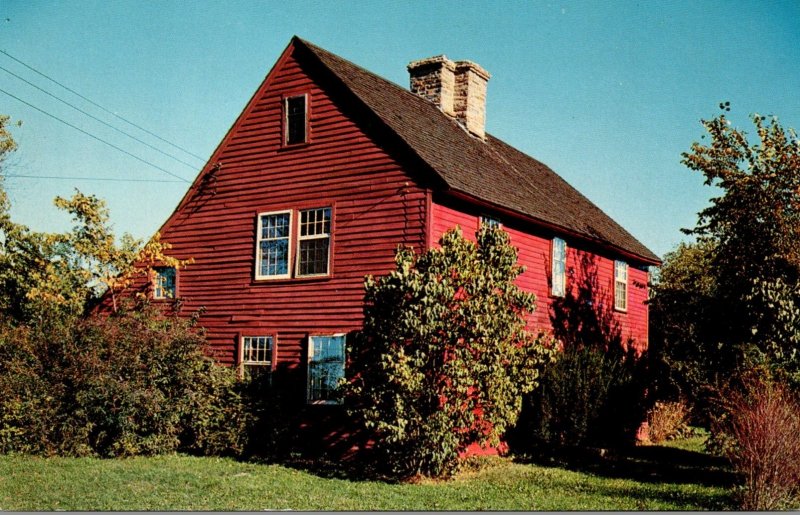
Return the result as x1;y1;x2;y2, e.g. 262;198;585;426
548;252;626;353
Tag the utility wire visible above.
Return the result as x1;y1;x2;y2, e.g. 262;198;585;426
0;87;191;183
0;64;200;170
0;49;206;163
10;174;185;183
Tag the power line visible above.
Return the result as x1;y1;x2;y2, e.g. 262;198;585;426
0;64;200;170
0;49;206;163
0;87;191;183
9;174;185;183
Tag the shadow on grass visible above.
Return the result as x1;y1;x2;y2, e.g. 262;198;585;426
514;443;736;489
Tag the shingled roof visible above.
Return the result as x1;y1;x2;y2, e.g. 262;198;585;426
294;37;660;264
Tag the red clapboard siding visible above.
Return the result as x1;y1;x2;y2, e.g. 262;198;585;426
430;195;650;349
122;38;650;376
151;43;427;366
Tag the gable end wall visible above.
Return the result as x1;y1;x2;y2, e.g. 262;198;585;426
155;45;427;368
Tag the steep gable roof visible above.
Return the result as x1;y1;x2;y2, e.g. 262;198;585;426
293;37;659;265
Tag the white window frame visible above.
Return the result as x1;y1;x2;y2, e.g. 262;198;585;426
479;214;501;228
296;207;332;278
255;210;293;280
153;266;176;299
307;333;346;405
551;237;566;297
614;260;628;312
240;335;273;379
283;94;308;146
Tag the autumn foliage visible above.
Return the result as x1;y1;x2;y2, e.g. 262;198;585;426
713;373;800;510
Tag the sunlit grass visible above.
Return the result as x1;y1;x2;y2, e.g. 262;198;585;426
0;441;733;511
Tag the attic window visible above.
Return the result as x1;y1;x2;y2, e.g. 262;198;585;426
284;94;308;146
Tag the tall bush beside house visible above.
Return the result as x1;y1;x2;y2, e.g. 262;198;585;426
346;226;554;479
510;344;647;451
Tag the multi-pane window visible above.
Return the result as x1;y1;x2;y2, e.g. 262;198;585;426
480;214;501;228
153;266;176;299
551;237;566;297
614;260;628;311
257;211;291;279
241;335;273;379
297;207;331;276
307;334;346;404
284;95;307;146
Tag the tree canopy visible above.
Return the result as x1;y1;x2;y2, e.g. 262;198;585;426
651;111;800;406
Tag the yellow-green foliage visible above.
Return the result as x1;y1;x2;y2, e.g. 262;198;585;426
346;226;555;478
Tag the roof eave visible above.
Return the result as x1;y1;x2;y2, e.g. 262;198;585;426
444;189;661;266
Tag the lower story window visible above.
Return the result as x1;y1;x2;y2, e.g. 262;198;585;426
241;335;273;379
307;334;345;404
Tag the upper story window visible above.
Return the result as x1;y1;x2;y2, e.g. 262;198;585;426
255;207;332;281
480;214;501;228
614;260;628;312
240;335;273;379
298;207;331;277
551;237;566;298
307;334;346;405
153;266;176;299
256;211;292;280
284;94;308;146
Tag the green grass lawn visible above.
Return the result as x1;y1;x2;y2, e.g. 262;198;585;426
0;437;734;511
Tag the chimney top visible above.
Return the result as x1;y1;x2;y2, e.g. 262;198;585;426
408;55;490;140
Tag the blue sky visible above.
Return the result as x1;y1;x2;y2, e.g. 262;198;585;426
1;0;798;259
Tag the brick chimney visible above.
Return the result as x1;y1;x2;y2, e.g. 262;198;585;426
453;60;490;140
408;55;491;139
407;55;456;116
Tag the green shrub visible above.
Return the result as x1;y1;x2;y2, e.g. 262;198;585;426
346;227;554;479
511;345;646;451
0;308;248;457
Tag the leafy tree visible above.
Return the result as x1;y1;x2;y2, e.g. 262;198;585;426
0;115;247;459
652;111;800;411
649;241;723;406
0;114;189;321
682;113;800;353
346;226;555;478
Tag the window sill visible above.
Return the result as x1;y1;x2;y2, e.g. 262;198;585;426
151;297;177;303
278;141;310;152
251;275;332;286
307;400;343;407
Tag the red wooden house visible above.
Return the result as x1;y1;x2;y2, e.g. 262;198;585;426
147;37;660;409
